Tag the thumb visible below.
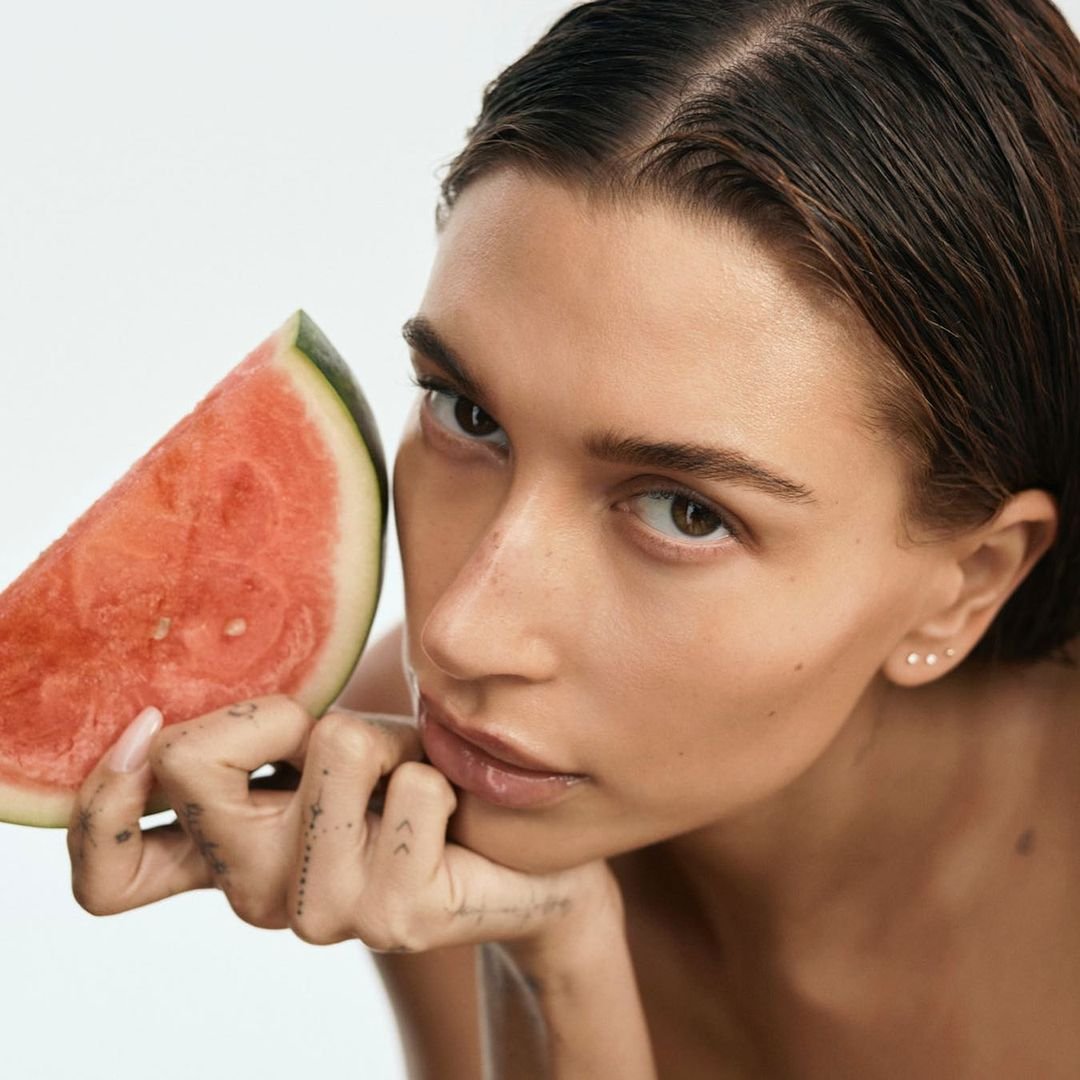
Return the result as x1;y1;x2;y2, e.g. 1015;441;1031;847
68;706;204;915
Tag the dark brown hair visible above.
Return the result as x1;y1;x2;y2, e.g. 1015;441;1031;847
435;0;1079;664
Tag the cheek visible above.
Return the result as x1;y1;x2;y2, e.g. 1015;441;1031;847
592;545;917;814
393;429;490;608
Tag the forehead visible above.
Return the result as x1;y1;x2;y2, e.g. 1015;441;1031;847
422;169;899;510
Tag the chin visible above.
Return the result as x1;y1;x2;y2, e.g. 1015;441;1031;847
446;797;597;876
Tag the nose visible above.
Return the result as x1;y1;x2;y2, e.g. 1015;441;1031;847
419;485;567;684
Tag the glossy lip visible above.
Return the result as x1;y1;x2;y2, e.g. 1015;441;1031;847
418;692;588;809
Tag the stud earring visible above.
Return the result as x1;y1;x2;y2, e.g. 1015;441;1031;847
906;647;957;667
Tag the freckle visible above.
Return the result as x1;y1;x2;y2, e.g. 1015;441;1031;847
1016;828;1036;856
322;828;327;834
794;662;804;671
768;710;777;717
322;768;329;776
347;822;353;828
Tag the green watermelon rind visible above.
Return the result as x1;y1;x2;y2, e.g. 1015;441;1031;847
0;311;388;828
278;309;388;717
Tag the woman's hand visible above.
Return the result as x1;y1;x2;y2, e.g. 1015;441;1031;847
67;694;615;953
68;693;656;1077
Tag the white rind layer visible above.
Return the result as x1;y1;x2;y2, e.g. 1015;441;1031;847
272;314;384;717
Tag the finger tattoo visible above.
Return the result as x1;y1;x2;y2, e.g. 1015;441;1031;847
393;818;413;856
297;788;325;917
73;780;106;866
182;802;228;877
446;894;572;928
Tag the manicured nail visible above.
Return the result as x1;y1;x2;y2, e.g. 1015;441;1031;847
107;707;164;773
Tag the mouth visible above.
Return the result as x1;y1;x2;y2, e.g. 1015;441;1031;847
417;692;588;810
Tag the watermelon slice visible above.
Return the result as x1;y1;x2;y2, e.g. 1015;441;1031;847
0;311;387;827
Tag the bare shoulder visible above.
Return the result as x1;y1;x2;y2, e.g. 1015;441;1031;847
335;624;483;1080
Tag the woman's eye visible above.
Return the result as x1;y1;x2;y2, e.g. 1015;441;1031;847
628;489;735;545
411;375;507;447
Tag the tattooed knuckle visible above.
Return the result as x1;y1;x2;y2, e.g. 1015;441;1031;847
149;727;194;774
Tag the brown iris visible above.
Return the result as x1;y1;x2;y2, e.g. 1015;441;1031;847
455;398;499;438
671;493;721;537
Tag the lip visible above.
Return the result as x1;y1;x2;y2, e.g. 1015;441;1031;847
418;693;587;810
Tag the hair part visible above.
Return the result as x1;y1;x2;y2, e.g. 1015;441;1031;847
435;0;1080;664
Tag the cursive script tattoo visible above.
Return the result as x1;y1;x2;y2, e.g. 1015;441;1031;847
182;802;228;877
446;893;572;928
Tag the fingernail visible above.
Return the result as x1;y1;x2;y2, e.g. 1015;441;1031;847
107;707;164;773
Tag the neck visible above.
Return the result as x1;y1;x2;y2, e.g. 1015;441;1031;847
656;664;1042;969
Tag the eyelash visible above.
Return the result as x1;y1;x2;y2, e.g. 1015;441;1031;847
407;371;743;556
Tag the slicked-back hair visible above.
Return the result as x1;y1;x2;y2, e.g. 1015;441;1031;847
435;1;1079;664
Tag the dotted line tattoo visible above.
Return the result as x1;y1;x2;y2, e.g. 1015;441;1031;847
297;787;325;917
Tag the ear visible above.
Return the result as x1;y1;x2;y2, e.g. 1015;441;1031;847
883;489;1058;686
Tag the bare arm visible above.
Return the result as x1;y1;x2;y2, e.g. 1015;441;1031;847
482;873;657;1080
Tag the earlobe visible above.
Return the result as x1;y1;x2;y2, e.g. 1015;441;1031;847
884;489;1058;686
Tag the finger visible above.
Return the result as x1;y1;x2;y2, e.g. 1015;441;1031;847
368;761;457;909
68;707;214;915
149;694;312;882
289;711;421;940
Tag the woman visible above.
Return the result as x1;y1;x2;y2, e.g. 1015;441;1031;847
67;1;1079;1076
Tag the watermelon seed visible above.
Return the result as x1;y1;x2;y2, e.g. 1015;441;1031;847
151;617;172;641
223;617;248;637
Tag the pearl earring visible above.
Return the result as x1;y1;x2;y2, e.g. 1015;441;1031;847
905;647;958;667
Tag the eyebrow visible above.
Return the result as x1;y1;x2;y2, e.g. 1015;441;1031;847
401;315;816;504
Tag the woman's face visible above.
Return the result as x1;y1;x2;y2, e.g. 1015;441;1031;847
393;169;947;873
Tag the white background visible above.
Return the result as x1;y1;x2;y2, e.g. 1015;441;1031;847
0;3;570;1078
1;2;1077;1078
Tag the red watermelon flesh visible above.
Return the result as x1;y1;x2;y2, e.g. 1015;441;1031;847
0;311;387;827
